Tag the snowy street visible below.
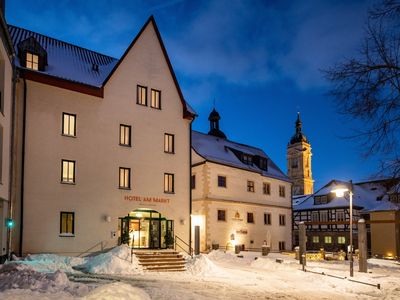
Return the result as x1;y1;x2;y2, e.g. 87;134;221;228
0;246;399;299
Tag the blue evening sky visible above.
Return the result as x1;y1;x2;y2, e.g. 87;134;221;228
6;0;381;189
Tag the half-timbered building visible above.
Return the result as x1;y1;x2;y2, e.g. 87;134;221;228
293;179;398;255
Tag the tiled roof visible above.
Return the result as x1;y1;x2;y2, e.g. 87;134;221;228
8;25;118;87
192;130;290;182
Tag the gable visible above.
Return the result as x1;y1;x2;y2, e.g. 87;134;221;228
103;16;194;120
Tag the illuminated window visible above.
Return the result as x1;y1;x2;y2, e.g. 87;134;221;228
60;212;74;236
279;185;286;197
217;210;226;221
62;113;76;137
247;180;255;192
137;85;147;106
120;125;131;146
119;167;131;189
324;236;332;244
164;173;174;193
279;214;286;226
313;236;319;243
151;89;161;109
191;175;196;189
338;236;346;244
61;160;75;184
279;241;285;251
164;133;174;153
218;176;226;187
336;211;345;221
247;212;254;223
26;52;39;70
264;213;271;225
263;182;271;195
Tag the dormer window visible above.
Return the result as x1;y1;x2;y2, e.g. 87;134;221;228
314;194;332;205
26;52;39;70
259;158;267;171
242;154;252;165
17;36;48;71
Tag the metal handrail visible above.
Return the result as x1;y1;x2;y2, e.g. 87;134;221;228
77;240;108;257
174;235;193;257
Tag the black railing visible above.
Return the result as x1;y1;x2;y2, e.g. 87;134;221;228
77;240;108;257
174;235;193;257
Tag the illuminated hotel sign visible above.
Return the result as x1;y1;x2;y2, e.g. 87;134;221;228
124;195;170;204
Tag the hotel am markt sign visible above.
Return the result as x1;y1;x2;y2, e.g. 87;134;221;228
124;195;171;204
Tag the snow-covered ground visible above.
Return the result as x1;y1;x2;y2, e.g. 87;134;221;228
1;245;399;299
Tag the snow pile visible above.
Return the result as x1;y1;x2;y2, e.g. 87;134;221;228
85;282;151;300
76;245;143;274
0;263;88;296
13;253;85;273
250;257;298;271
186;254;227;276
207;250;254;265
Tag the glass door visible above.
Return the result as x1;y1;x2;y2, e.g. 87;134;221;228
150;220;160;249
166;220;174;249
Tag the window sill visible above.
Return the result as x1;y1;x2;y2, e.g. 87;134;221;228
119;187;131;190
217;186;227;188
59;234;75;237
217;220;226;222
119;144;132;148
61;181;76;185
136;102;147;106
247;222;255;224
164;151;175;154
62;134;77;138
164;191;175;194
150;106;162;110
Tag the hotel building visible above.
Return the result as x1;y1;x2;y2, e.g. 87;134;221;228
9;16;195;255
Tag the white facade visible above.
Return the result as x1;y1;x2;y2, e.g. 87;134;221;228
11;18;194;255
191;128;292;252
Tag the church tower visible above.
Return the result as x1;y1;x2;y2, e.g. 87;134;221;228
287;112;314;195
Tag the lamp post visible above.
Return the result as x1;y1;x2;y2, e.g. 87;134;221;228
331;180;354;277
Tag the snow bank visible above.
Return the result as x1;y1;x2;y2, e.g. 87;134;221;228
85;282;150;300
12;253;85;273
76;244;143;275
186;254;227;276
250;257;298;271
0;263;88;296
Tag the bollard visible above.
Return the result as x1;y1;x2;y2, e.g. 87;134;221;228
358;219;367;273
194;225;200;255
235;245;241;254
299;222;307;265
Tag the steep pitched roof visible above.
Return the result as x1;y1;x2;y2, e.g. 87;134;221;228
292;179;393;211
192;130;290;182
9;25;117;87
8;16;196;118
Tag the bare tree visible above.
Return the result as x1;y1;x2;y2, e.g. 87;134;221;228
325;0;400;180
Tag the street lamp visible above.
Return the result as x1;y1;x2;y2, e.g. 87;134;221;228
331;180;354;277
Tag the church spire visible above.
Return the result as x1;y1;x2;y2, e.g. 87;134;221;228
290;112;308;145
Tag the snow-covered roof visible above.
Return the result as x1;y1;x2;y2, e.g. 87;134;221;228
8;18;196;118
293;179;396;212
9;25;118;87
192;130;290;182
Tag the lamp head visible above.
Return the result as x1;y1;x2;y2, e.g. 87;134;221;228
331;187;349;197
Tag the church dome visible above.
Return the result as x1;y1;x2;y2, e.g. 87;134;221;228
208;108;226;139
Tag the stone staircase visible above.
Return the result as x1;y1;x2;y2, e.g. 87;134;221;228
134;251;187;272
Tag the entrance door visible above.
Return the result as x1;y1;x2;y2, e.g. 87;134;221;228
150;220;160;249
166;220;174;248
